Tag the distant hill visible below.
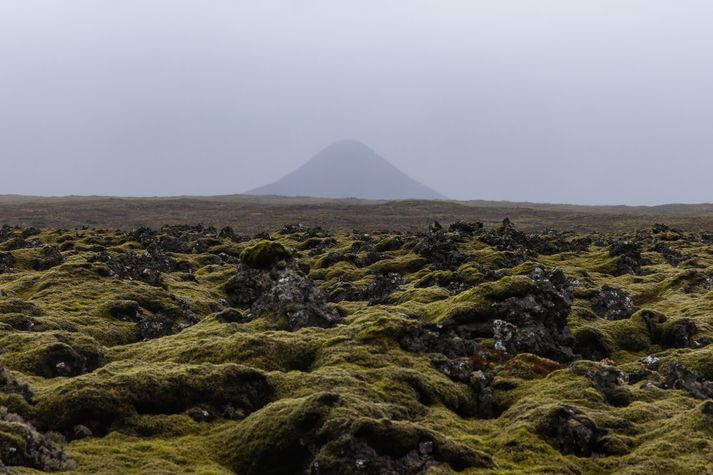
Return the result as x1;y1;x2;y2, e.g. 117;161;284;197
247;140;446;200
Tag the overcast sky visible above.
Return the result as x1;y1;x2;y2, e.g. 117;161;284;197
1;1;712;204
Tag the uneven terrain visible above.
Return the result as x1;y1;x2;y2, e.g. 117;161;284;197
1;219;713;473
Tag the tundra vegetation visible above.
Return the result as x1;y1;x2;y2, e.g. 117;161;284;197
0;220;712;474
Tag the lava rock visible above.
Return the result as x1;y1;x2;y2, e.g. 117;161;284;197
246;264;342;331
658;363;713;400
313;418;494;474
413;223;466;269
0;252;13;274
399;324;476;359
591;286;637;320
609;240;646;275
366;272;403;305
473;268;576;361
661;319;699;348
585;365;631;406
538;405;606;457
90;245;175;286
448;221;483;236
31;246;65;271
0;407;76;471
650;242;683;266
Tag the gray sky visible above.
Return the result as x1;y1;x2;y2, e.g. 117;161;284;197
1;0;712;204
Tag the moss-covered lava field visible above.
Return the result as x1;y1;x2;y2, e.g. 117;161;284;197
1;220;712;474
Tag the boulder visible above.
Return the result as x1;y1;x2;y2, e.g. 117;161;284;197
591;286;636;320
537;406;606;457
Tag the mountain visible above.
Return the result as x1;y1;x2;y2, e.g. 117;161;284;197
247;140;446;200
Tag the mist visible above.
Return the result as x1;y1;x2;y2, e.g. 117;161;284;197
1;0;712;205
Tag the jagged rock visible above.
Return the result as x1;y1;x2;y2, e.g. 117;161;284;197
609;240;646;275
219;226;246;242
0;407;76;471
0;225;14;243
413;224;466;269
224;261;276;306
476;268;575;361
366;272;403;305
399;324;476;359
591;286;637;320
31;246;64;271
89;244;175;286
400;328;502;418
468;370;500;418
313;418;494;474
136;300;198;341
658;363;713;400
650;242;683;266
448;221;483;235
584;365;631;407
641;311;701;349
0;252;13;274
227;247;339;330
3;236;44;251
137;314;178;340
537;406;607;457
480;218;534;253
429;355;473;384
247;264;341;331
661;319;699;348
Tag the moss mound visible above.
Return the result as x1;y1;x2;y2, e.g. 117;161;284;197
240;240;291;269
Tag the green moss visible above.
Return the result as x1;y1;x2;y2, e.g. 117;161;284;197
1;225;713;473
240;241;290;269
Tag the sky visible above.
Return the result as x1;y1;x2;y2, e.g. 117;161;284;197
1;0;712;205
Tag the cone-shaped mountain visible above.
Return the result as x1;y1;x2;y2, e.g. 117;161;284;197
248;140;446;200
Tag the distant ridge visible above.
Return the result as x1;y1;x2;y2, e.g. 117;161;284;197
247;140;446;200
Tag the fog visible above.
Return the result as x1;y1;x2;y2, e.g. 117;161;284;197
1;1;712;204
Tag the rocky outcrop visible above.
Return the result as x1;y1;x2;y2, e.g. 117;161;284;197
609;240;646;275
413;222;466;269
591;286;636;320
225;241;341;331
0;407;75;471
485;268;575;361
658;363;713;400
537;405;608;457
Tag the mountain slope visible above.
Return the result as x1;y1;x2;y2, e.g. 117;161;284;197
248;140;446;200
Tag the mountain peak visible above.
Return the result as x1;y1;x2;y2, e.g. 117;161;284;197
248;141;446;200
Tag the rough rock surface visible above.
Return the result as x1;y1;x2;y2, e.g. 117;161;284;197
485;268;575;361
537;405;607;457
0;407;75;471
591;286;637;320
